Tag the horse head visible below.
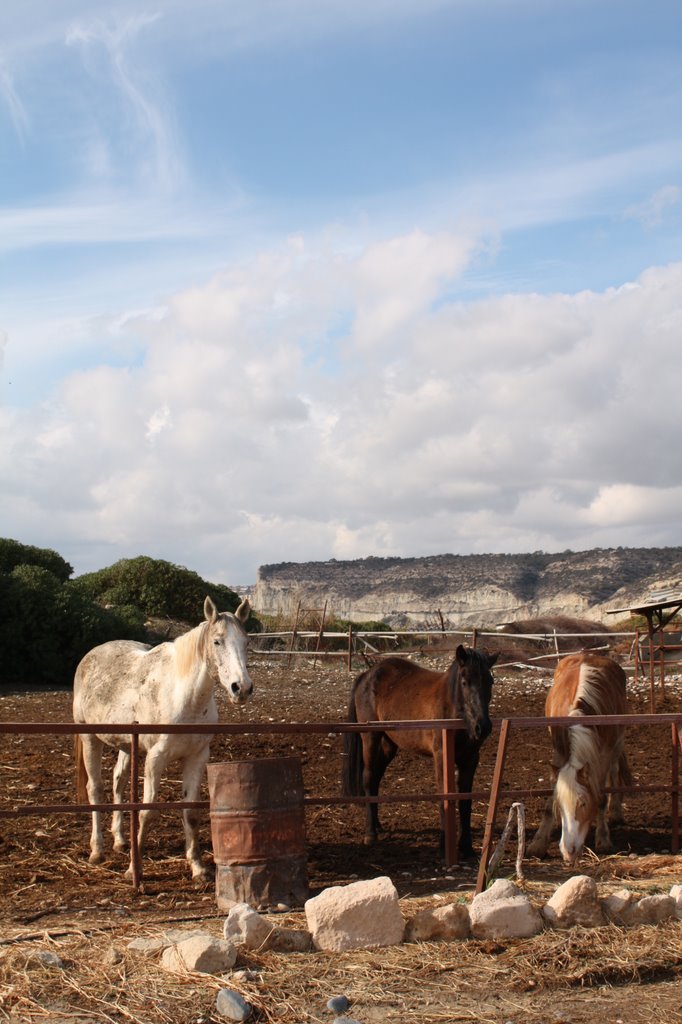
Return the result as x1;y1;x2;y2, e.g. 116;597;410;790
451;645;498;743
204;595;254;704
554;759;598;864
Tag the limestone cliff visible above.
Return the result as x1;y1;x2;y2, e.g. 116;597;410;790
250;547;682;627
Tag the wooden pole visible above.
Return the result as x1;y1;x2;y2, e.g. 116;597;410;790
130;732;141;891
672;722;681;855
476;719;511;894
442;727;458;866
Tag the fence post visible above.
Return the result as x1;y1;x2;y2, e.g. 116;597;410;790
442;727;458;866
347;623;353;672
672;721;681;855
476;718;511;894
129;732;142;891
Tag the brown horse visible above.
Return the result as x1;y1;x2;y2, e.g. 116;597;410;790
342;646;498;860
528;651;632;864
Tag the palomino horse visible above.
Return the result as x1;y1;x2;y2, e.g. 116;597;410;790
342;646;498;860
73;596;252;881
528;651;632;864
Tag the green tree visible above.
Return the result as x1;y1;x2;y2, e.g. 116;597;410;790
0;548;146;690
0;538;73;582
72;556;258;627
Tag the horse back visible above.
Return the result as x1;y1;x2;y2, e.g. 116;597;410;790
353;657;447;720
546;652;627;717
73;639;153;726
546;652;628;767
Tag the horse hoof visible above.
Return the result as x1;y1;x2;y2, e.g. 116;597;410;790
88;852;104;865
113;841;129;855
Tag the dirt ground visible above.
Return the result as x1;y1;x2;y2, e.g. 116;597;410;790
1;648;681;1023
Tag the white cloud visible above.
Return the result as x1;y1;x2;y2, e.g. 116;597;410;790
66;13;184;193
624;185;681;227
2;229;681;582
0;58;28;140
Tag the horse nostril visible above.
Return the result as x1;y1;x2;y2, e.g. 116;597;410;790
230;682;241;696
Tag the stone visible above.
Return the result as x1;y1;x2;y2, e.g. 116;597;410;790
469;879;543;939
265;927;312;953
405;901;470;941
215;988;252;1021
127;936;168;953
304;876;405;952
543;876;605;929
327;995;350;1013
606;891;675;926
633;894;675;924
161;934;238;974
603;888;639;925
223;903;275;950
33;951;64;969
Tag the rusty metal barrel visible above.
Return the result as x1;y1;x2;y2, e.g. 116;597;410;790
206;756;309;910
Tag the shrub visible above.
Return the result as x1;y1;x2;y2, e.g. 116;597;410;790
71;556;259;629
0;538;73;582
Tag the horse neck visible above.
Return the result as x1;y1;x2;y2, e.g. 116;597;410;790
561;717;604;800
172;622;215;705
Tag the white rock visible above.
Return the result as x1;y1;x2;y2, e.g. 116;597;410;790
161;934;237;974
304;876;405;952
603;888;639;925
405;902;470;942
634;894;675;924
223;903;274;949
604;889;675;926
469;879;543;939
127;936;168;953
543;875;605;929
265;927;313;952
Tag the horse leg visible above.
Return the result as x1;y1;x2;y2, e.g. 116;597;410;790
431;746;449;858
455;746;480;860
527;796;556;858
111;749;130;854
181;744;211;883
125;745;168;877
594;787;613;852
79;734;107;864
362;733;395;844
607;749;630;826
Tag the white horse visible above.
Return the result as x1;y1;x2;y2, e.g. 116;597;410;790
73;595;252;881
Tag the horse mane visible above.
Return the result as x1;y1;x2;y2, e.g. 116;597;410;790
555;662;608;807
174;621;210;679
447;646;486;707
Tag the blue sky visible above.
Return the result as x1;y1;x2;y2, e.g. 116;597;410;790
1;0;681;589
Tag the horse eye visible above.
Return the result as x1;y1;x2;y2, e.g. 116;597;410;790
213;639;220;646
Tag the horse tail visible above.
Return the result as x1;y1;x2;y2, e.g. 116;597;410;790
74;733;89;803
341;674;365;797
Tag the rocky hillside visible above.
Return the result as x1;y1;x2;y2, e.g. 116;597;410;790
250;547;682;627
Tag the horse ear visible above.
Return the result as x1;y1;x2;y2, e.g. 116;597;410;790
487;652;499;668
204;596;218;623
235;597;250;624
455;644;467;665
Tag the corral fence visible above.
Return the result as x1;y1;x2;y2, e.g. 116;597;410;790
2;710;680;897
251;623;682;711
